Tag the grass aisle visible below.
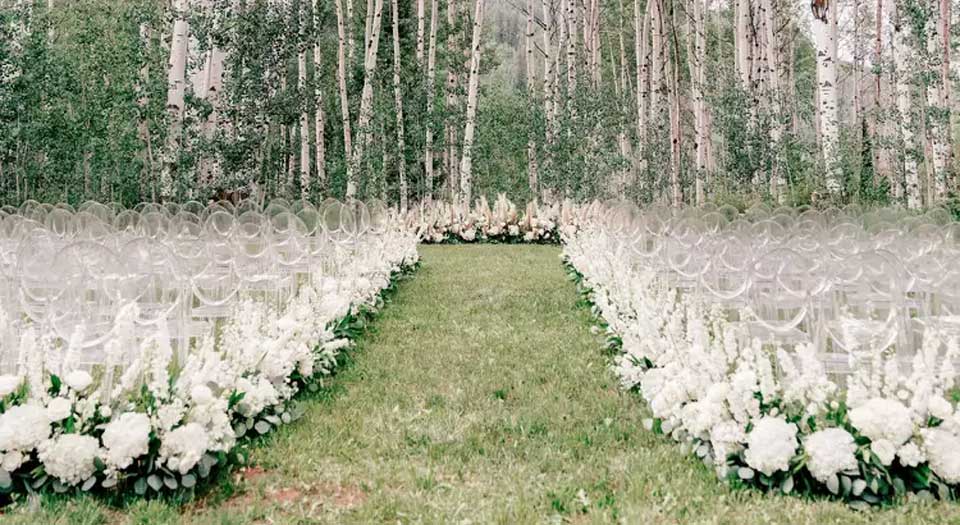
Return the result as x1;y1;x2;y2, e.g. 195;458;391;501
10;245;960;524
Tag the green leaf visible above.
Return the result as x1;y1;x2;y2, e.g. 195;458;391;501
181;474;196;488
826;474;840;495
134;477;147;495
254;420;271;434
163;476;178;490
0;470;11;490
781;475;794;494
147;474;163;492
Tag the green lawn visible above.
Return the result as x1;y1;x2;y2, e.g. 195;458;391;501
4;245;960;524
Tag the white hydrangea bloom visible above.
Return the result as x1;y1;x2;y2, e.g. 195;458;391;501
101;412;152;471
897;441;925;468
927;396;954;421
160;423;209;475
871;438;897;466
0;403;51;454
804;428;858;483
848;397;914;445
743;416;798;476
38;434;101;485
921;428;960;483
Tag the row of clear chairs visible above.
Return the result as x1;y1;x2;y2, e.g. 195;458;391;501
569;201;960;376
0;198;413;376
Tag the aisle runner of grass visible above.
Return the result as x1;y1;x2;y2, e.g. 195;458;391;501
10;246;960;523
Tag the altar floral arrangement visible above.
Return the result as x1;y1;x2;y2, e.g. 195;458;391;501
0;233;419;501
410;194;590;244
563;217;960;506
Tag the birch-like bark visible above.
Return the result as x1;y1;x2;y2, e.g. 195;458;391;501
347;0;385;199
298;0;311;196
927;0;951;199
444;0;460;198
313;0;327;189
812;0;841;194
762;0;783;201
390;0;408;212
163;0;190;198
458;0;485;206
687;0;707;204
667;0;681;207
416;0;426;66
543;0;557;145
565;0;577;112
893;2;920;207
346;0;356;65
335;0;354;194
526;0;539;193
425;0;440;200
636;0;649;151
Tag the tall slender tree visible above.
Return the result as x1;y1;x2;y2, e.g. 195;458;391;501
459;0;485;206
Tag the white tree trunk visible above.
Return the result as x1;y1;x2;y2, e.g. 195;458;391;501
927;0;951;200
526;0;539;193
348;0;385;199
458;0;486;206
335;0;354;195
163;0;190;198
313;0;327;190
425;0;440;200
687;0;707;205
636;0;649;151
543;0;556;145
391;0;408;212
298;0;310;197
416;0;426;66
893;2;920;207
812;1;841;194
346;0;356;65
761;0;783;201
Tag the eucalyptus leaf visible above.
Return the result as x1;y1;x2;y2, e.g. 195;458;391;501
0;470;11;489
840;475;852;496
101;477;117;489
181;474;196;488
852;479;867;497
81;477;96;491
134;478;147;495
254;420;272;434
737;467;754;480
147;474;163;492
163;476;178;490
781;476;794;494
826;474;840;495
52;480;67;493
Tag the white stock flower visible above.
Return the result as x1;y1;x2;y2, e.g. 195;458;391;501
101;412;152;470
804;428;858;483
190;384;214;406
64;370;93;392
160;423;209;475
38;434;101;485
743;416;798;476
0;375;20;397
45;397;72;422
848;398;914;445
1;451;23;471
921;428;960;483
0;403;51;453
871;439;897;466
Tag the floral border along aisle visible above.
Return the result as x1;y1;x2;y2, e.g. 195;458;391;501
0;239;419;503
562;228;960;508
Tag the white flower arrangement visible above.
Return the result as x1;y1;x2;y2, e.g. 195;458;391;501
412;195;581;244
563;221;960;505
0;227;418;499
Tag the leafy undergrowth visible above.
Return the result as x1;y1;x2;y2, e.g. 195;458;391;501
4;246;960;524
